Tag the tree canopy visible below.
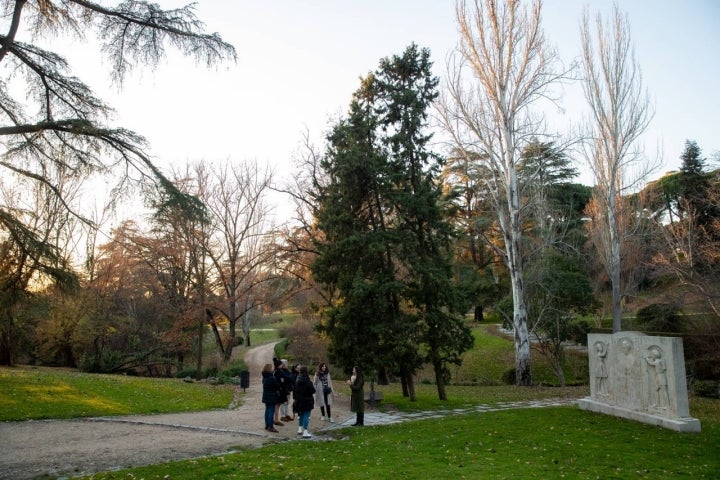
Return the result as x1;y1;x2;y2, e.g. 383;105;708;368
0;0;235;365
311;44;474;400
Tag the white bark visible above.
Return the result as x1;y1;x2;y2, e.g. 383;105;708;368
437;0;562;385
579;5;655;332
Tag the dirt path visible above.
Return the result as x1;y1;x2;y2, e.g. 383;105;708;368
0;342;353;480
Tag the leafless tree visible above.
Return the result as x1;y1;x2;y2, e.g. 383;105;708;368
579;4;656;332
437;0;563;385
270;129;343;317
202;160;278;359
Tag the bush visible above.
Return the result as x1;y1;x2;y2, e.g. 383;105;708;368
221;360;248;378
567;320;592;346
175;367;197;379
77;350;123;373
635;303;683;333
501;367;516;385
692;380;720;399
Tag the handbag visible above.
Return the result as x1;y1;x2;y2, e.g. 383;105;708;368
323;385;332;395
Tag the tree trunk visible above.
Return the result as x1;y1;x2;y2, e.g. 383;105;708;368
378;366;390;385
433;355;447;401
210;322;224;354
508;184;532;386
610;204;623;332
406;372;417;402
195;309;206;379
223;318;237;362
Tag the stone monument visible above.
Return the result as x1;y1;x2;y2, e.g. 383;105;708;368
578;331;701;432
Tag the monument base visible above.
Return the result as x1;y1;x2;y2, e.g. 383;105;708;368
577;398;701;432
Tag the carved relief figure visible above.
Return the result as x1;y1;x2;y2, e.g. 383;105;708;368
645;346;669;409
617;337;635;404
594;341;609;396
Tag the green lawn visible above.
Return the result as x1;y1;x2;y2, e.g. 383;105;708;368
0;366;235;421
3;323;719;479
76;406;720;480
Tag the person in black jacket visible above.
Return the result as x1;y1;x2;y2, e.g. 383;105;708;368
348;365;365;426
261;363;280;433
274;359;294;423
293;365;316;438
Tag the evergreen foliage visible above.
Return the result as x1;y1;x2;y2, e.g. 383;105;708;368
311;44;475;400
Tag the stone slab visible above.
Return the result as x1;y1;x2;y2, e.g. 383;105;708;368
583;331;701;432
577;398;701;432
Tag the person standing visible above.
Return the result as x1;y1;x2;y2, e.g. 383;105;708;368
293;365;316;438
277;359;294;422
271;357;286;427
261;363;280;433
313;362;334;422
348;365;365;426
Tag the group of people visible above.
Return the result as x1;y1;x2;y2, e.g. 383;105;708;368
261;358;366;438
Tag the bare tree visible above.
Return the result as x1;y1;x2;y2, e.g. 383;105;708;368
437;0;563;385
274;129;338;312
202;160;277;359
579;5;655;332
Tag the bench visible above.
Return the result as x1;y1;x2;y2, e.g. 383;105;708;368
364;391;383;404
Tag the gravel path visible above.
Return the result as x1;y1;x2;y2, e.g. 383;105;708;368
0;342;354;479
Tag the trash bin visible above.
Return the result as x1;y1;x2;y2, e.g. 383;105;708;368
240;370;250;391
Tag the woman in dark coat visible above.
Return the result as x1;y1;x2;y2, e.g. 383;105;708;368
261;363;280;432
348;365;365;426
293;365;316;438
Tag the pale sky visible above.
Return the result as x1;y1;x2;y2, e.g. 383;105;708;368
61;1;719;219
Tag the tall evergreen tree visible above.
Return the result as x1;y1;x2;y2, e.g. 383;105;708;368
312;44;474;400
375;45;474;400
312;92;412;385
678;140;715;227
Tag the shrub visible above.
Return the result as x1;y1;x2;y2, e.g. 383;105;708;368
77;350;123;373
221;360;247;378
683;322;720;381
175;367;197;379
495;296;514;330
567;320;592;345
692;380;720;399
501;367;516;385
635;303;683;333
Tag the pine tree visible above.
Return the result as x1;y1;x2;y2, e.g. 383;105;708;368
312;44;474;400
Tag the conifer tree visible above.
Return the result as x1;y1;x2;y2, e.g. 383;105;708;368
312;44;474;400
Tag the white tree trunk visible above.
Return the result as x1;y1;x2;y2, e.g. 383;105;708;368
438;0;563;385
579;5;654;333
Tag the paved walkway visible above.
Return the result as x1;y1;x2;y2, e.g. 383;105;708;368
320;397;578;431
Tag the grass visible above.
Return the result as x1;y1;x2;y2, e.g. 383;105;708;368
0;366;235;421
76;406;720;480
4;321;719;479
413;324;589;387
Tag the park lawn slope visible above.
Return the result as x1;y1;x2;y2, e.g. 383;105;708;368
0;366;234;421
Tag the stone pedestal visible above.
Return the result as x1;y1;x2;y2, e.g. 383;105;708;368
577;332;701;432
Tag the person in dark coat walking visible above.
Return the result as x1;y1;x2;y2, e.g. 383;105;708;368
293;365;316;438
348;365;365;426
261;363;280;432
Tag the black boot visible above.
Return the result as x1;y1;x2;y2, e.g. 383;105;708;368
354;412;364;426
